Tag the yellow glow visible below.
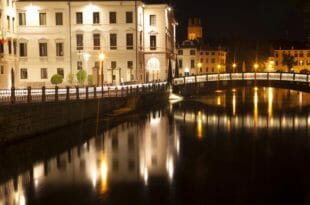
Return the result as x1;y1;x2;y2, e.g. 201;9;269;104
197;62;202;68
166;157;174;181
299;92;303;107
254;89;258;127
99;53;105;61
268;88;273;117
232;63;237;68
143;168;148;185
217;96;221;105
197;111;203;139
232;92;236;116
254;63;259;70
100;154;108;193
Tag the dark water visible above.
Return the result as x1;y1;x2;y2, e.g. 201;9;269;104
1;88;310;205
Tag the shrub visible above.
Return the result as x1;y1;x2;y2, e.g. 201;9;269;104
88;75;93;85
51;74;63;85
76;69;87;85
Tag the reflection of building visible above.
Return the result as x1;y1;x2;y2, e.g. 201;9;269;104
274;49;310;72
177;18;227;76
0;0;176;88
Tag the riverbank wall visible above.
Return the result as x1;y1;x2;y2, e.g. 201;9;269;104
0;92;168;145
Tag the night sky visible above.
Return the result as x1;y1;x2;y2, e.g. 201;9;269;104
146;0;306;43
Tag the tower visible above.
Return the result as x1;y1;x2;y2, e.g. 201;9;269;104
187;17;203;41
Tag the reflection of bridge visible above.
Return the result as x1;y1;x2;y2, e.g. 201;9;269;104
173;72;310;94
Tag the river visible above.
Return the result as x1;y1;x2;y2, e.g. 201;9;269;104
0;87;309;205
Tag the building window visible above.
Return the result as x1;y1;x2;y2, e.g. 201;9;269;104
110;33;117;50
41;68;48;79
190;49;196;55
127;61;133;69
77;61;82;70
12;17;15;32
76;34;83;50
150;35;156;50
39;43;48;57
6;0;10;7
178;50;183;55
19;43;27;57
109;12;116;24
93;12;99;24
126;33;133;50
39;13;46;25
0;43;3;54
191;60;195;68
93;33;100;50
111;61;117;69
13;40;16;55
7;16;10;30
57;68;64;77
18;13;26;26
56;42;64;56
76;12;83;24
179;59;183;68
8;40;12;54
20;68;27;79
126;11;133;23
55;12;63;25
211;52;215;55
0;66;4;74
150;15;156;26
211;58;215;63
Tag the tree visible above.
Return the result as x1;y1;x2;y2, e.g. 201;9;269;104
51;74;63;85
167;58;173;85
76;69;87;85
282;54;296;72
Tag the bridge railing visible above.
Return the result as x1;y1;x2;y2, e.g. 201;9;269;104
173;72;310;85
0;82;167;105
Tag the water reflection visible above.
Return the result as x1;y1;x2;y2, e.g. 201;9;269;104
0;111;180;204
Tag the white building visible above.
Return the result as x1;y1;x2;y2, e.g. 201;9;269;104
0;0;176;88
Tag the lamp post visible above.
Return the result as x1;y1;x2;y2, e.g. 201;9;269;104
232;63;237;73
254;63;259;83
99;53;105;92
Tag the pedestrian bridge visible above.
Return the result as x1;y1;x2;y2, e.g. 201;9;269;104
173;72;310;94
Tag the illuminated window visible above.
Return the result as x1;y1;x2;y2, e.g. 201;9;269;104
110;33;117;50
57;68;64;77
93;33;100;50
126;33;133;50
19;42;27;57
150;15;156;26
76;34;83;50
39;13;46;25
150;35;156;50
41;68;48;79
18;13;26;25
109;12;116;24
93;12;99;24
55;12;63;25
126;11;133;23
76;12;83;24
39;43;47;57
20;68;27;79
56;42;64;56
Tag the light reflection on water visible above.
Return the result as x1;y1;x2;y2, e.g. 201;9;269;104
0;87;309;204
0;111;180;205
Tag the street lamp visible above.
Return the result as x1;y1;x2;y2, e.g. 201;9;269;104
217;64;221;74
99;53;105;92
232;63;237;73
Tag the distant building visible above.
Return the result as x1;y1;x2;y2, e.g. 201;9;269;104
274;49;310;72
0;0;177;88
304;1;310;47
177;18;227;76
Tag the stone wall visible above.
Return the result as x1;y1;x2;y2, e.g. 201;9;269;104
0;92;168;145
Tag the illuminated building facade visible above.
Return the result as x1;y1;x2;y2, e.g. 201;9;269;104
0;0;177;88
274;49;310;72
177;18;227;76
